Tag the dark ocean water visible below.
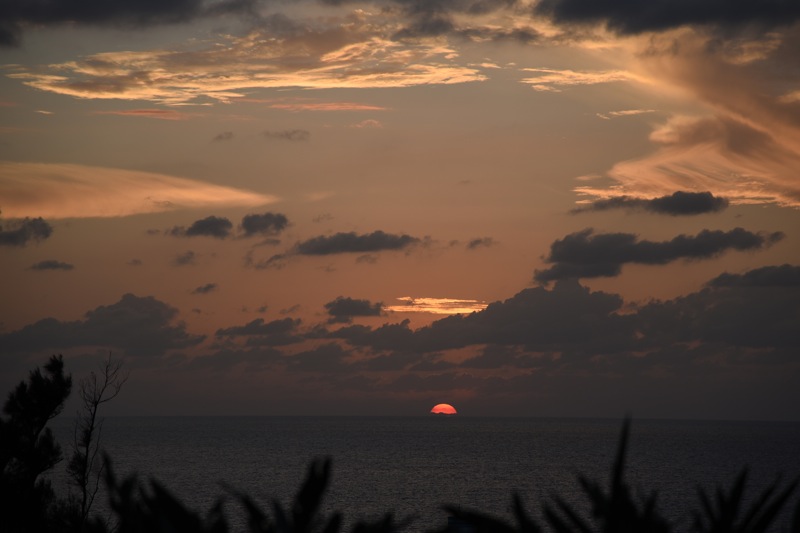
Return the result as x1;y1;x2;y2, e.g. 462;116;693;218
48;417;800;532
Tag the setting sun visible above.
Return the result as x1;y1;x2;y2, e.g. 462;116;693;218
430;403;457;415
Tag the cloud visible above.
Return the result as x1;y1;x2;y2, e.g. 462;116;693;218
572;191;729;216
170;215;233;239
336;280;630;354
520;68;639;91
0;293;204;356
385;297;488;315
324;297;383;323
192;283;218;294
29;259;74;271
173;250;197;266
534;227;784;283
9;14;486;104
596;109;657;120
92;109;191;120
533;0;800;35
0;0;256;47
572;24;800;208
707;264;800;288
0;162;276;219
262;130;310;142
293;230;420;255
0;217;52;246
240;212;289;237
284;343;350;373
466;237;496;249
264;99;388;112
351;119;383;129
215;317;303;346
212;131;234;142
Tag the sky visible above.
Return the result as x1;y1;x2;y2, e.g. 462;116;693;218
1;0;799;420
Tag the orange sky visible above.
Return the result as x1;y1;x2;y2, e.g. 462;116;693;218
1;0;799;419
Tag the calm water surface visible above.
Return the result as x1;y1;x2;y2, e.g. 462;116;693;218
48;417;800;531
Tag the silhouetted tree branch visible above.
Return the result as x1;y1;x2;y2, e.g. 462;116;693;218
68;353;128;531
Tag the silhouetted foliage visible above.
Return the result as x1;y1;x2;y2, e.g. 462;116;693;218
0;354;72;533
692;469;798;533
3;360;800;533
433;419;799;533
91;456;405;533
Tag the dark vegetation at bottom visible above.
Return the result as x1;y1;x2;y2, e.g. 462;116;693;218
2;356;800;532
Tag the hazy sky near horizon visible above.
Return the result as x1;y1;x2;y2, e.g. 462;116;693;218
1;0;799;419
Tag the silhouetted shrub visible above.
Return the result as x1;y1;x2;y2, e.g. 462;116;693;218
0;355;72;533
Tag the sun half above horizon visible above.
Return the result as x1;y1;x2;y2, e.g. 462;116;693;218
430;403;457;415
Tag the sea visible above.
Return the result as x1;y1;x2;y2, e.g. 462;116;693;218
47;416;800;532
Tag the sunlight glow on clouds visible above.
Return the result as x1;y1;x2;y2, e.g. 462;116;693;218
520;67;640;91
0;162;276;219
575;115;800;208
9;22;485;104
386;297;488;315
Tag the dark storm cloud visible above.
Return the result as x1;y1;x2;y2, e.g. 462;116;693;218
170;215;233;239
240;212;289;237
262;129;310;142
0;0;258;47
294;230;419;255
461;345;539;369
324;296;383;323
331;280;632;355
707;264;800;287
0;217;53;246
216;317;301;337
534;227;784;283
215;317;303;346
192;282;218;294
572;191;729;216
532;0;800;35
285;343;349;373
0;293;204;356
387;0;540;42
29;259;74;271
637;269;800;350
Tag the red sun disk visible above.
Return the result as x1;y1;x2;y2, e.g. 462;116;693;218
430;403;457;415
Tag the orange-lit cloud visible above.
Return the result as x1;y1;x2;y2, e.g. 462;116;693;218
0;162;276;219
351;119;383;128
10;17;486;104
596;109;657;120
572;28;800;208
520;67;641;91
265;100;388;112
92;108;193;120
387;297;488;315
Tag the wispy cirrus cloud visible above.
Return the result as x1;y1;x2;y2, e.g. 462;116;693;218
520;67;640;91
0;161;276;219
262;99;388;112
92;108;193;120
9;15;486;105
565;23;800;207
